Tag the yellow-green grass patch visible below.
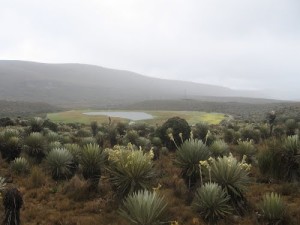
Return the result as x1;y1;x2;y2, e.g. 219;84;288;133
47;110;226;126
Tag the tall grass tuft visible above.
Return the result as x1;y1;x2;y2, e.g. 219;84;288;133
11;157;30;175
175;139;210;188
119;189;168;225
46;148;74;180
192;182;233;225
106;144;155;197
259;192;286;225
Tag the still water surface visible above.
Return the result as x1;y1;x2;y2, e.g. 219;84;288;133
83;111;153;121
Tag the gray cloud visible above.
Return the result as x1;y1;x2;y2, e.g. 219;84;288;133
1;0;300;100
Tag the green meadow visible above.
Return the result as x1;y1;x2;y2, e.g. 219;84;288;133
47;110;226;125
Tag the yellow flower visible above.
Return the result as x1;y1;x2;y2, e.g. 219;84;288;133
199;160;209;167
152;183;162;192
170;221;179;225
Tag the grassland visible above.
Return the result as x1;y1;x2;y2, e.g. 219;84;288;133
47;110;227;125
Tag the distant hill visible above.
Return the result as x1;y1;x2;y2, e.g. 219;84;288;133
0;100;60;117
0;60;276;108
123;99;300;121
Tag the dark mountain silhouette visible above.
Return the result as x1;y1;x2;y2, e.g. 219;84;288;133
0;60;277;108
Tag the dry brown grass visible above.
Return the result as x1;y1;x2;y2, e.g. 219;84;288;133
2;146;300;225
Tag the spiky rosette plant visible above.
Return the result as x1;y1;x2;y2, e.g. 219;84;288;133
0;176;6;194
192;182;233;225
79;143;106;186
106;144;155;197
0;129;21;162
236;139;256;162
209;154;251;212
47;141;62;151
24;132;46;162
64;143;81;165
3;187;23;225
29;117;44;132
175;139;210;188
45;131;60;143
45;148;74;180
10;157;30;175
119;189;168;225
209;140;229;158
259;192;286;225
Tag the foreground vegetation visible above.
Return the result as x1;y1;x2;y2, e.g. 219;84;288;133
0;112;300;225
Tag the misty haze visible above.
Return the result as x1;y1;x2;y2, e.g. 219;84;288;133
1;1;300;225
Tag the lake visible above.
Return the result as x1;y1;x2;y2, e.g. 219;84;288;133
82;111;154;121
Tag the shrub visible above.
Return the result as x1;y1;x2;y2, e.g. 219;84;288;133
119;190;168;225
261;136;300;181
11;157;30;175
47;141;62;151
158;117;191;150
46;131;60;143
64;143;81;165
209;154;251;211
24;132;46;162
193;122;209;142
45;148;74;180
0;129;21;161
223;128;235;144
80;137;96;146
209;140;229;158
76;128;92;138
29;117;44;132
236;139;256;162
28;166;45;188
80;143;105;186
257;145;273;176
106;145;155;197
90;121;99;137
283;135;299;154
175;139;210;188
135;137;151;150
285;119;297;136
259;192;286;225
192;182;233;225
151;137;162;147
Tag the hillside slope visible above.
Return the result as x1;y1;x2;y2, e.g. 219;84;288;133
0;60;270;107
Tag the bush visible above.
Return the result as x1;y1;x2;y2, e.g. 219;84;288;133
223;128;235;144
46;148;74;180
209;140;229;158
193;122;209;142
119;190;168;225
11;157;30;175
80;143;105;186
285;119;297;136
24;132;47;162
0;129;22;161
236;140;256;162
46;131;60;143
175;139;210;188
192;182;233;225
106;145;155;197
29;117;44;132
157;117;191;150
259;192;286;225
260;136;300;181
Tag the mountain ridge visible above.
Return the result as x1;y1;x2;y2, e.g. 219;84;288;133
0;60;279;108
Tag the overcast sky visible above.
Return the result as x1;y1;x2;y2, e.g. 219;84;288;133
1;0;300;100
